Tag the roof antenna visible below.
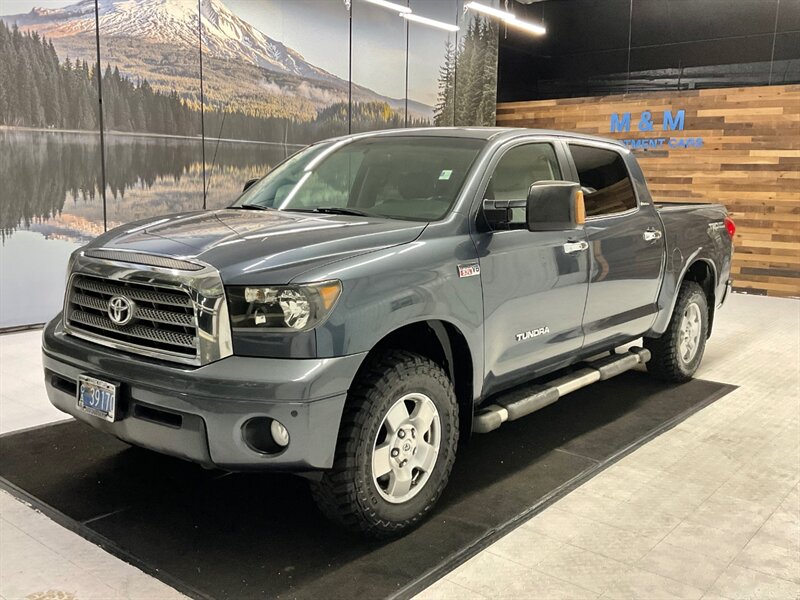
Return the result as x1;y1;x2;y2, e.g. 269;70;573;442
204;111;228;201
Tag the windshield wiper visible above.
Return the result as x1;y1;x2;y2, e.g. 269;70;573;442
300;207;370;216
232;204;273;211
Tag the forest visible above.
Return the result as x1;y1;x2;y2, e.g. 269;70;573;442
0;20;435;144
434;16;499;127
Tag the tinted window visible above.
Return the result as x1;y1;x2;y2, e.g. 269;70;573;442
485;143;561;224
569;145;637;217
235;137;485;221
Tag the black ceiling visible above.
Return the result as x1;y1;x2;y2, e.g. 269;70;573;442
497;0;800;101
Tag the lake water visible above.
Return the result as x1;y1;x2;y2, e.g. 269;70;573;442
0;129;293;328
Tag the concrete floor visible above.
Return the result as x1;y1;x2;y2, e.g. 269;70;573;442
1;293;798;600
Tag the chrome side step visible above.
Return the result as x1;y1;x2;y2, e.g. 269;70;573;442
473;347;651;434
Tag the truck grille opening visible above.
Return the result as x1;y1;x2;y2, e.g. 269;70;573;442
65;275;198;359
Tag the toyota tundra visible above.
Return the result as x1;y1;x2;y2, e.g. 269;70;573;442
43;128;734;536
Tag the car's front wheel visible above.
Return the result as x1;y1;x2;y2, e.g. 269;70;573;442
310;350;459;537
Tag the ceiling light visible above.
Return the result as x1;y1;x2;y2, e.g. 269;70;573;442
505;17;546;35
364;0;411;13
464;1;514;20
465;1;546;35
401;13;460;32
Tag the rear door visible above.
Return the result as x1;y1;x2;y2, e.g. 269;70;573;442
473;140;590;395
565;143;665;349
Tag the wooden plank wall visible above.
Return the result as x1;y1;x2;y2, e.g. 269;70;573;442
496;84;800;297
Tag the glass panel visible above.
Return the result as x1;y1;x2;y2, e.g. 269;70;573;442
96;0;205;224
201;0;350;209
352;0;408;132
408;0;458;128
485;143;561;224
569;145;637;217
0;6;103;327
236;136;485;221
454;8;499;126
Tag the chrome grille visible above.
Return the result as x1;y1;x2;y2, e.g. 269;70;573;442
65;275;198;359
73;277;193;308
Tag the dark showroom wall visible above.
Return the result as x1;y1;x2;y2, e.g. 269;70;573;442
497;0;800;298
0;0;500;329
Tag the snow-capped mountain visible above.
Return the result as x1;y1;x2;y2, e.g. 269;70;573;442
4;0;339;83
1;0;434;118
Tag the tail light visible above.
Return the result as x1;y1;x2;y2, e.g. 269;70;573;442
724;217;736;238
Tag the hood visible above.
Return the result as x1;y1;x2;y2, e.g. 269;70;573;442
89;209;427;284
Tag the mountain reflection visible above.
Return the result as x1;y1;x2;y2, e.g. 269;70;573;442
1;129;286;240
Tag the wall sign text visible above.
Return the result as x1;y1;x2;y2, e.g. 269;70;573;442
609;109;703;150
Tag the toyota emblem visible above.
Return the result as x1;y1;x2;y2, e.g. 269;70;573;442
107;295;136;326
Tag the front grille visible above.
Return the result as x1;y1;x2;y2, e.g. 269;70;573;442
65;275;198;359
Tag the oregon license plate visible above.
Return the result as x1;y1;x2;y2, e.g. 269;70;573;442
77;375;118;422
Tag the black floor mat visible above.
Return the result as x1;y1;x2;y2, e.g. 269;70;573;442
0;372;734;600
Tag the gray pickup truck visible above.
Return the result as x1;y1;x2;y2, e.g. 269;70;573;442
43;128;734;536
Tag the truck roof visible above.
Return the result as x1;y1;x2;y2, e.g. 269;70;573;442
334;126;627;149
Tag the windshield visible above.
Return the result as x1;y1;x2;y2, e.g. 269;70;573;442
232;136;485;221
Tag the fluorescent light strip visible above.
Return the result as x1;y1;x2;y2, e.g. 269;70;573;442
464;1;514;20
465;1;546;35
363;0;411;14
401;12;460;32
505;17;546;35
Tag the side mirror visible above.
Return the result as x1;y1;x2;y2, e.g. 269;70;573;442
242;178;259;193
526;181;586;232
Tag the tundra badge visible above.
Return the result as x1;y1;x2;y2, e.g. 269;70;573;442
516;327;550;342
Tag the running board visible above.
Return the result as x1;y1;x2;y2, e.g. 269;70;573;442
473;347;651;434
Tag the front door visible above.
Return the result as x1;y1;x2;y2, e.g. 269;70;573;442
566;143;665;349
474;141;590;395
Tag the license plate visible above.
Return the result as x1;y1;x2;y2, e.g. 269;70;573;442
77;375;118;422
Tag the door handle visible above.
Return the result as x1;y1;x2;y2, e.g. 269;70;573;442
643;228;663;242
563;240;589;254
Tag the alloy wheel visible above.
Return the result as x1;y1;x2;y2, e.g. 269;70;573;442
678;302;702;363
371;392;441;504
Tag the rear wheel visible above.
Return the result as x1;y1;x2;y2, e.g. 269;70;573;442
645;281;709;382
310;350;459;537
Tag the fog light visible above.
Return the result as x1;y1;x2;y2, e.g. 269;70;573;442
270;419;290;447
242;417;288;454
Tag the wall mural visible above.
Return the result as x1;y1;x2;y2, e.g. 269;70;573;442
0;0;499;329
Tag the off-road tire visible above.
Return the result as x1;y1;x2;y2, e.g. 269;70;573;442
310;350;459;537
644;281;709;382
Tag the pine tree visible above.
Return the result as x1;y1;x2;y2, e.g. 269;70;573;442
14;52;34;126
480;19;499;126
454;19;477;126
0;22;10;123
433;39;456;127
43;38;62;127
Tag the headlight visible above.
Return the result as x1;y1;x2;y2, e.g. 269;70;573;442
226;281;342;331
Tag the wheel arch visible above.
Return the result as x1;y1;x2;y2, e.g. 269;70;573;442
681;258;717;337
650;251;719;338
354;319;475;443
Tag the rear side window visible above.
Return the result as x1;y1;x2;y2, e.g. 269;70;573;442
569;145;637;217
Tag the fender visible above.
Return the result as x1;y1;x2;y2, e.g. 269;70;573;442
649;248;717;336
427;320;474;440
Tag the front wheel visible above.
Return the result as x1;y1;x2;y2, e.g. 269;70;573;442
310;350;459;537
644;281;709;382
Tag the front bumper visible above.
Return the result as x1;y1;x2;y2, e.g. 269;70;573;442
42;316;366;471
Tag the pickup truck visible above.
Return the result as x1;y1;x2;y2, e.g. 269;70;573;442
43;128;734;536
